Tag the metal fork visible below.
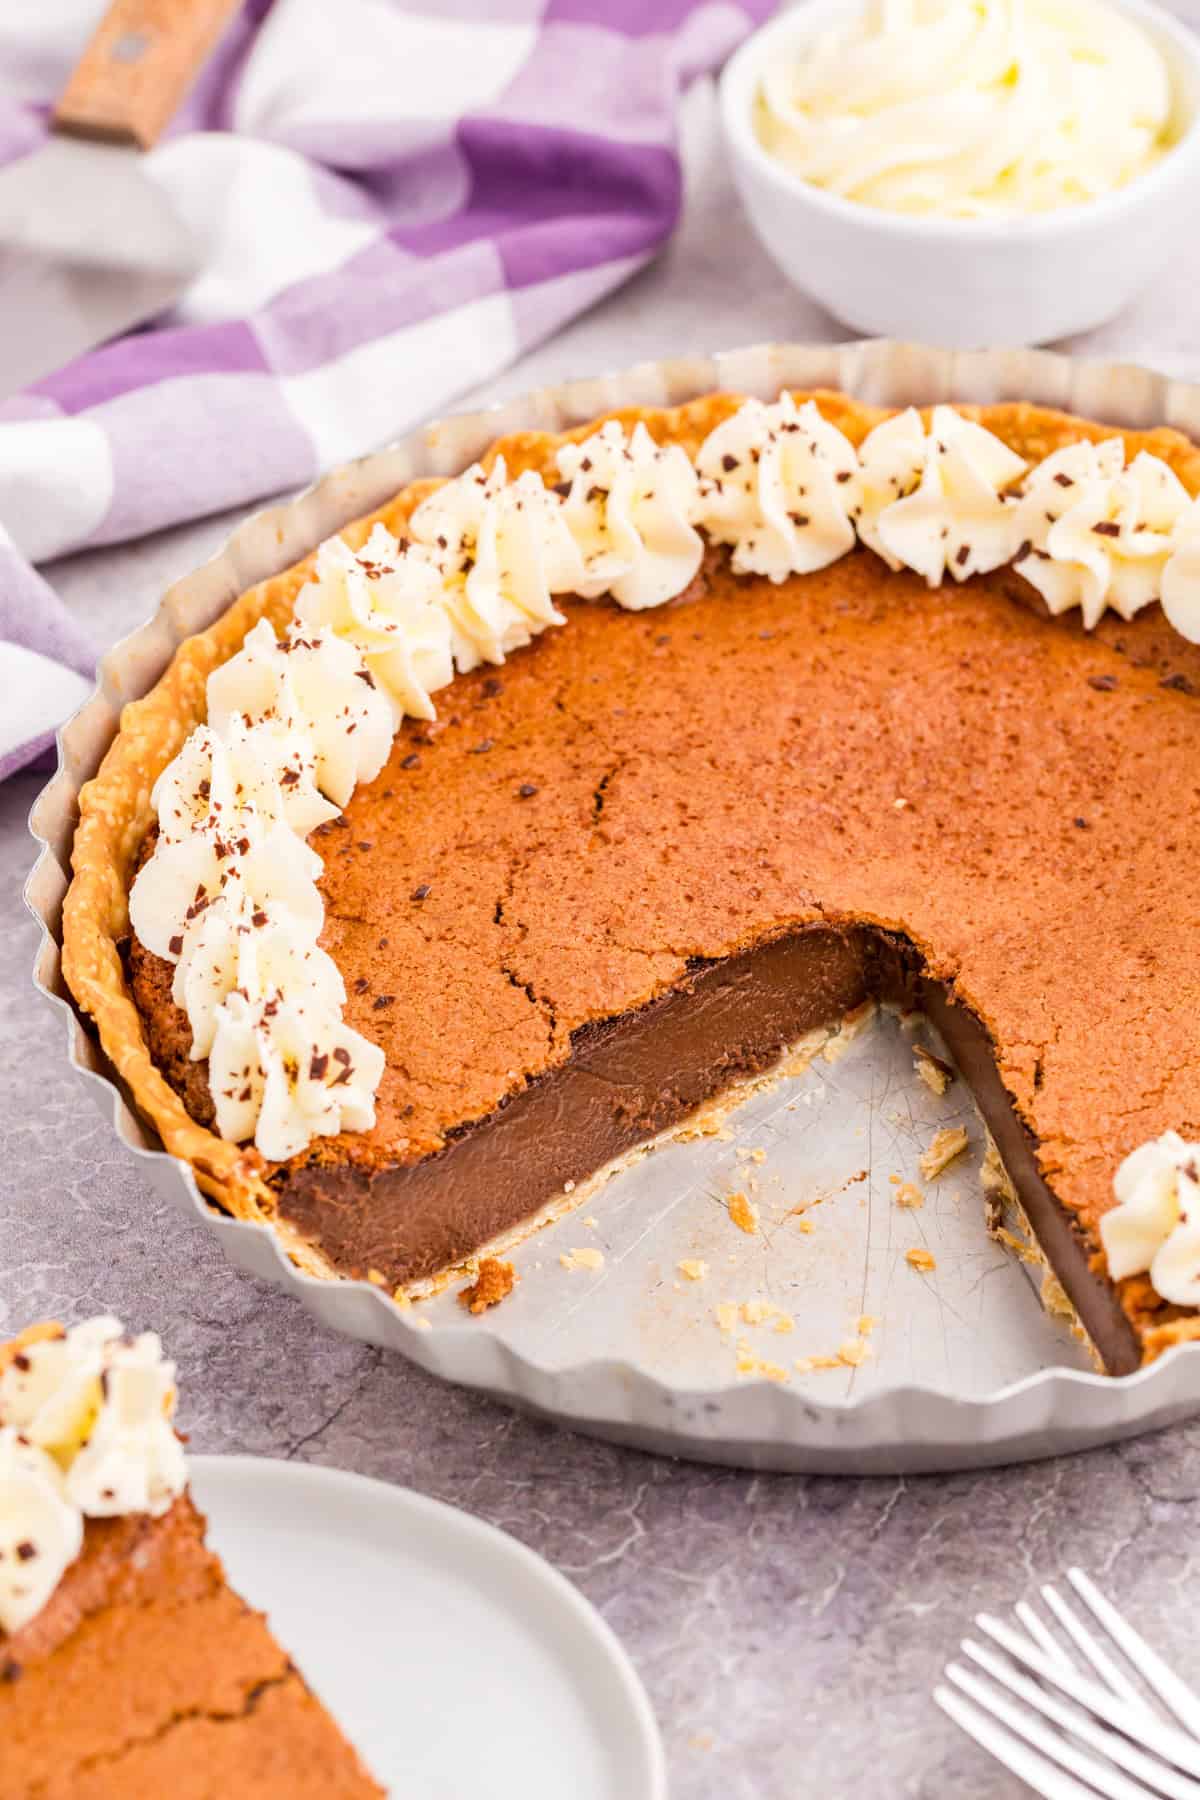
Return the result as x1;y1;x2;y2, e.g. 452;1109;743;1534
935;1567;1200;1797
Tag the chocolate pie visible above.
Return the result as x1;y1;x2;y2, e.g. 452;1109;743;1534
61;388;1200;1375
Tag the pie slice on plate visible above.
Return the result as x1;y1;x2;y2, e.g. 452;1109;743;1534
0;1319;382;1797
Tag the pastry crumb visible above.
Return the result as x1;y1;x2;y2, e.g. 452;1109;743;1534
735;1340;790;1382
458;1257;516;1315
822;999;876;1063
796;1216;815;1234
719;1298;797;1334
582;1215;599;1229
678;1258;709;1282
906;1247;937;1272
913;1044;955;1095
795;1354;843;1374
366;1268;387;1287
895;1181;925;1210
855;1314;880;1336
727;1190;759;1234
411;1316;432;1331
920;1125;969;1179
682;1105;736;1141
838;1336;873;1367
740;1298;776;1325
560;1247;605;1272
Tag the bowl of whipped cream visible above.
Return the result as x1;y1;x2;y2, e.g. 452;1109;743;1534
720;0;1200;345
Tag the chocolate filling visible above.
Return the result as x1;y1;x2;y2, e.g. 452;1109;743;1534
272;923;1139;1375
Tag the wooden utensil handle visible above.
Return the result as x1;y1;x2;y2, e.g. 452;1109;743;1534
53;0;243;150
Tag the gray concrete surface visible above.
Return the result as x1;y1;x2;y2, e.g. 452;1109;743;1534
6;77;1200;1800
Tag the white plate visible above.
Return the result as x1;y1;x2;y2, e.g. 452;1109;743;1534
188;1455;666;1800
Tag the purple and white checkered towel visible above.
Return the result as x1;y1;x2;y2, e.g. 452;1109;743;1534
0;0;768;779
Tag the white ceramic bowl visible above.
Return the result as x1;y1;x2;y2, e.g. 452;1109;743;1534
720;0;1200;347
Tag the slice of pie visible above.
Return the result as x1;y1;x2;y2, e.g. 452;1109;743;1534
61;386;1200;1374
0;1319;382;1798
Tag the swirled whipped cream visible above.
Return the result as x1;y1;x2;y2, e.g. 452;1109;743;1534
555;421;703;610
695;394;858;581
294;525;454;724
208;985;384;1159
0;1432;81;1636
132;616;394;1161
410;459;580;670
1100;1132;1200;1306
755;0;1173;218
1013;440;1192;628
207;619;393;809
1163;497;1200;643
0;1317;187;1633
855;405;1027;584
153;718;338;847
170;868;339;1067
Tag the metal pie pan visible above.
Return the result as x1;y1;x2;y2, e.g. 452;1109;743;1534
26;338;1200;1474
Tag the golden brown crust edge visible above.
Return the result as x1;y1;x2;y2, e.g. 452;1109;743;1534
59;390;1200;1337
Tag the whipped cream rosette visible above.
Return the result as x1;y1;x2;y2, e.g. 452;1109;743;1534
1101;1132;1200;1307
207;619;393;809
208;987;384;1162
130;816;324;968
0;1317;188;1632
1013;439;1191;628
294;524;455;724
1159;497;1200;644
855;405;1027;584
170;873;344;1064
0;1432;82;1634
409;459;581;669
554;420;703;610
153;718;339;847
0;1317;185;1508
695;394;859;582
